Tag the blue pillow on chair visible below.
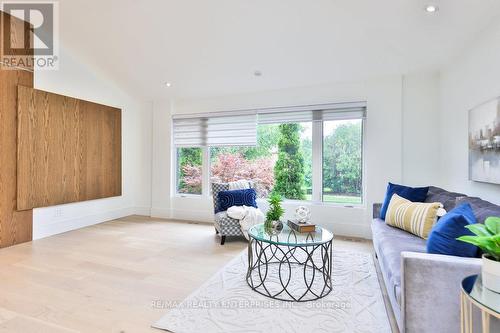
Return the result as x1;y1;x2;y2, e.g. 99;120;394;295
427;203;479;258
379;182;429;220
217;188;257;213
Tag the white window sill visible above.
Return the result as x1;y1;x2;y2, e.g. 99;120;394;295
265;198;366;210
172;194;365;210
173;193;204;198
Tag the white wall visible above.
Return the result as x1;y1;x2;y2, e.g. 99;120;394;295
402;71;441;186
151;76;420;238
33;47;152;239
151;99;173;219
439;18;500;205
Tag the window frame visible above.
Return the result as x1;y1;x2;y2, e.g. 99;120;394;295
173;119;366;207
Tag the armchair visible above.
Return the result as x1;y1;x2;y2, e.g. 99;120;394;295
212;181;254;245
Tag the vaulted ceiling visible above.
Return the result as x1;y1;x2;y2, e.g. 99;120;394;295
59;0;500;100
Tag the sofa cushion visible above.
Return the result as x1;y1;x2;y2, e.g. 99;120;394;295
380;182;429;220
456;196;500;224
385;194;443;239
425;186;466;212
372;218;427;305
427;203;479;258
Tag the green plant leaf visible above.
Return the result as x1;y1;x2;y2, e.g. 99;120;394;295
457;236;491;252
485;217;500;234
457;235;488;247
266;193;284;222
465;224;492;237
458;233;500;261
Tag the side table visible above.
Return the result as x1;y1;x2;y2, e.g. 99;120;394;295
461;274;500;333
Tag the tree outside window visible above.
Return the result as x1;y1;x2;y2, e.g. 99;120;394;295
323;120;363;204
209;123;312;199
209;124;279;198
177;147;202;194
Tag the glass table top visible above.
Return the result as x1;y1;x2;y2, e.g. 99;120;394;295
462;275;500;315
248;223;333;246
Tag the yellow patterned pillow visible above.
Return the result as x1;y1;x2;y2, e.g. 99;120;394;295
385;194;443;239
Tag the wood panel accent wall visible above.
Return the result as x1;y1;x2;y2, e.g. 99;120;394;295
1;10;34;71
0;67;33;246
0;11;33;248
17;87;122;210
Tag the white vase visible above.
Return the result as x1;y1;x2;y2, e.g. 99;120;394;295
482;254;500;293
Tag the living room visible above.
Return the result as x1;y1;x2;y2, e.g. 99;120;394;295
0;1;499;332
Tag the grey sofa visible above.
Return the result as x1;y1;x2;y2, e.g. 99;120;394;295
372;186;500;333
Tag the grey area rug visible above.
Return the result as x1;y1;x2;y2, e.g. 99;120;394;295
153;250;391;333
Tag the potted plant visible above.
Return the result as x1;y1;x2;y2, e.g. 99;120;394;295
265;193;285;232
458;217;500;293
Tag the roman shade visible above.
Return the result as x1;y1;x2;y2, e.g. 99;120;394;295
172;101;366;147
173;113;257;147
257;102;367;124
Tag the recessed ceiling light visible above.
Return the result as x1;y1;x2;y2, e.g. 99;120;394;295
425;5;438;13
165;82;172;87
253;70;262;77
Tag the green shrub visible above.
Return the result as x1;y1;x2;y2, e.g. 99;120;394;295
273;123;306;200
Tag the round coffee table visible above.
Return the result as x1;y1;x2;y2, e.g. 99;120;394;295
246;222;333;302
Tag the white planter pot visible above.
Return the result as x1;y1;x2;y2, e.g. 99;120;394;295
482;254;500;293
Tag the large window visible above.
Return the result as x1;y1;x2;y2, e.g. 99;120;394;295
176;147;202;195
173;102;365;204
323;120;363;204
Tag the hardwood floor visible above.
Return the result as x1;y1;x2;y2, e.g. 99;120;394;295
0;216;397;332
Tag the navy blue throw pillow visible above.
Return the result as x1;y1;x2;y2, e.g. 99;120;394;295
217;189;257;213
380;182;429;220
427;203;479;258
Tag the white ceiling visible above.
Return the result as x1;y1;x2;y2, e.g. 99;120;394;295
59;0;500;101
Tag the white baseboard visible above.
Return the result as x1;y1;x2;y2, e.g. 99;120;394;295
133;206;152;216
150;207;171;219
33;205;372;241
150;207;213;223
327;222;372;239
33;206;148;240
151;206;371;238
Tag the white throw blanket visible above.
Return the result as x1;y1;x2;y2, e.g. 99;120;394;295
228;180;250;190
227;205;265;240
